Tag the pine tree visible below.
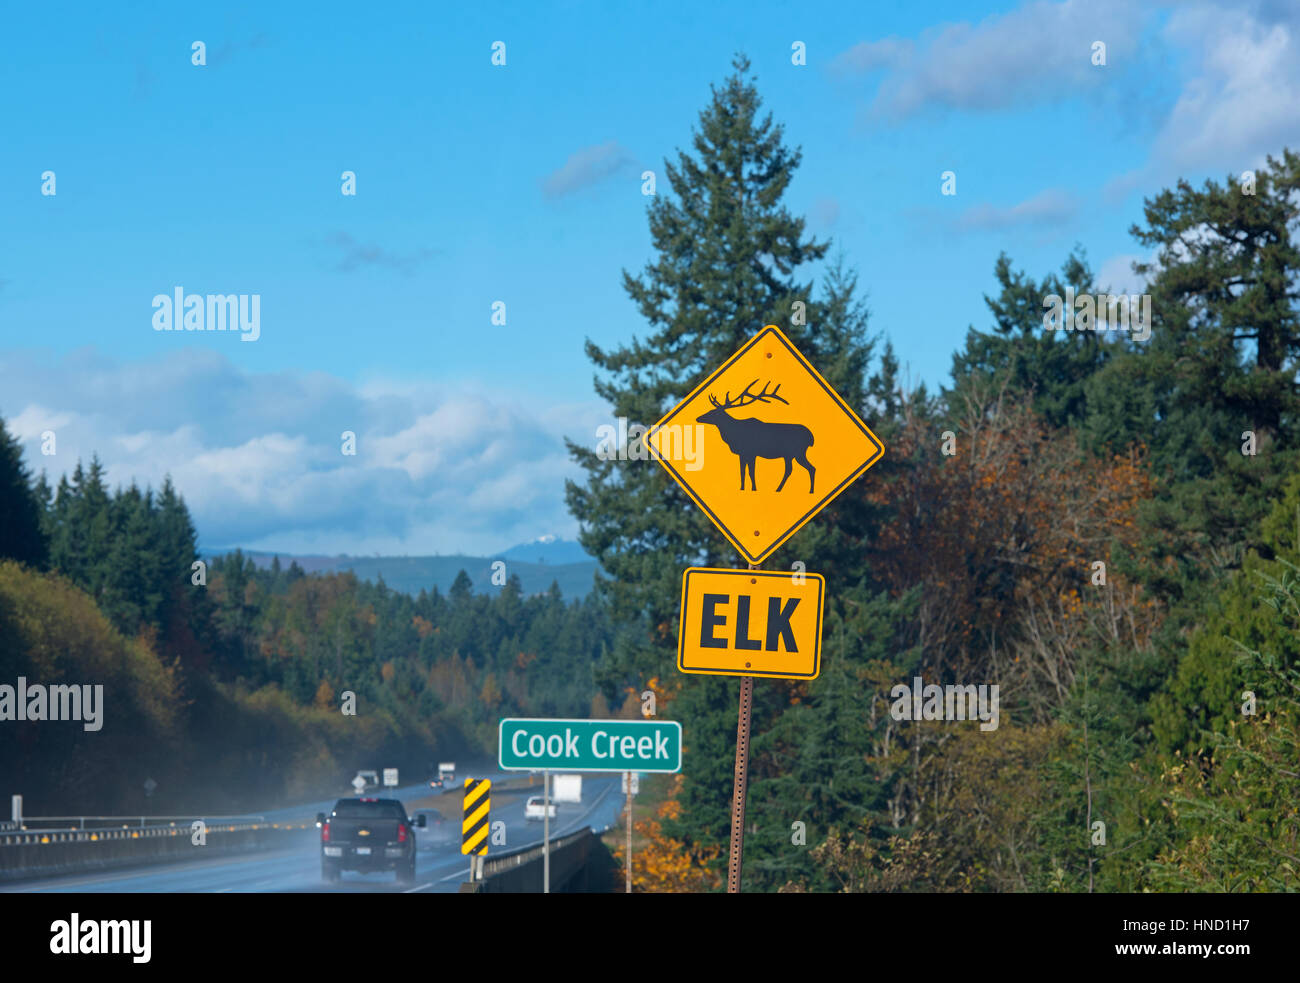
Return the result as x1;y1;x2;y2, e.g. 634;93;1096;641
1112;153;1300;656
99;483;164;634
565;54;884;879
567;53;837;678
948;250;1112;433
0;417;47;568
449;569;474;603
1131;150;1300;447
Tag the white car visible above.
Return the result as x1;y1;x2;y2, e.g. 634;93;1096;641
524;796;557;821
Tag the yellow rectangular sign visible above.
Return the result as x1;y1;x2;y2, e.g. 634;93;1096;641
677;567;825;679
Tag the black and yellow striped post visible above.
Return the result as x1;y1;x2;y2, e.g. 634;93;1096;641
461;778;490;866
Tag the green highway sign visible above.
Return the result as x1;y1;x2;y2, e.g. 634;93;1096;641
498;718;682;773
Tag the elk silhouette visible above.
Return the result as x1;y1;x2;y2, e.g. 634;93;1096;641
696;380;815;493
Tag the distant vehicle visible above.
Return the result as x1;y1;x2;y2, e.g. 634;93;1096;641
412;808;443;824
551;774;582;804
524;796;557;822
317;797;425;884
411;809;444;834
438;762;455;783
428;777;443;789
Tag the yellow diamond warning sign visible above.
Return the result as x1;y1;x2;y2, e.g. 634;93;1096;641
644;324;884;564
678;567;825;679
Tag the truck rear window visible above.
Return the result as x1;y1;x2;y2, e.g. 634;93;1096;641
332;799;406;819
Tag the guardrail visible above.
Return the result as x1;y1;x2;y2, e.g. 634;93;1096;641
459;828;614;893
0;818;317;883
0;819;291;847
12;814;266;832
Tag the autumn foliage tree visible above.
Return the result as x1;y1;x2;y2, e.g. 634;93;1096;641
614;778;723;893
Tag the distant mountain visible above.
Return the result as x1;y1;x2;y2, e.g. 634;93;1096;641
499;536;592;565
201;539;599;600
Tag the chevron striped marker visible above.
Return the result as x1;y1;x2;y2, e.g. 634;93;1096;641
461;779;490;855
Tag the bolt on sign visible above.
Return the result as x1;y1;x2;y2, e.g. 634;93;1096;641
643;324;884;564
461;779;490;856
678;567;825;679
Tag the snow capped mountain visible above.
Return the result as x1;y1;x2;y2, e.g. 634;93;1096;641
498;536;591;565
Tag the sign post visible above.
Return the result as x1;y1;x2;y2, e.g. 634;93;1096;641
728;672;753;894
644;324;885;893
625;772;633;893
621;771;640;892
543;770;550;894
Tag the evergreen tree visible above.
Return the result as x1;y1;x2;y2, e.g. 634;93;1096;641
1131;150;1300;447
0;417;47;568
449;569;474;603
566;54;885;879
99;483;163;634
948;250;1112;433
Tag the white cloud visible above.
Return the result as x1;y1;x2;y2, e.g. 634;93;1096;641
957;188;1078;230
1096;253;1153;295
541;140;634;198
1149;3;1300;174
0;348;607;556
834;0;1145;121
843;0;1300;187
830;37;913;76
811;197;841;229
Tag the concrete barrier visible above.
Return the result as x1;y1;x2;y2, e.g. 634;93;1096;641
0;821;317;883
459;828;617;893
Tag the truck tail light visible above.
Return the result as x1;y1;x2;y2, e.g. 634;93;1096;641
398;823;407;843
321;821;330;843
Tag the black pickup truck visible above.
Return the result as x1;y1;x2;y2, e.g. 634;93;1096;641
317;797;425;884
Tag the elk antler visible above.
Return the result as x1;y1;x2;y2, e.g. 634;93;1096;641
707;381;789;410
735;380;788;407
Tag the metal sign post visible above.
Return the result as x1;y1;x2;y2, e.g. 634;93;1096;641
728;674;754;894
543;769;550;894
625;771;633;893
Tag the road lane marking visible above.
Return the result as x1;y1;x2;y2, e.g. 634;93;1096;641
402;882;435;893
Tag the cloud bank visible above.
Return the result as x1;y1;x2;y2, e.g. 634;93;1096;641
0;348;607;557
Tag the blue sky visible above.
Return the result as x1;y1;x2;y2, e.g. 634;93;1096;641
3;0;1299;555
